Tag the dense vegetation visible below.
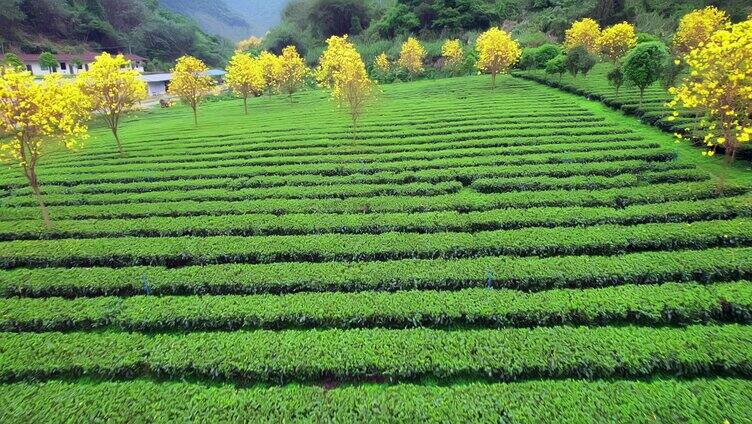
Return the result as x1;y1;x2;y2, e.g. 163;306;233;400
264;0;750;66
0;0;232;69
1;74;751;420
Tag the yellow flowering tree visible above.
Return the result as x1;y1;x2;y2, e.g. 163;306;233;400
668;19;752;164
475;27;522;88
598;22;637;63
441;39;464;74
77;53;147;154
278;45;309;102
373;52;390;81
564;18;601;53
316;35;375;138
258;51;283;96
672;6;729;58
0;70;90;227
236;36;262;53
169;55;215;126
397;37;426;78
225;51;264;114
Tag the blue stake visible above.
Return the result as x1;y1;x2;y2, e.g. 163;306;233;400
487;270;493;289
141;274;151;296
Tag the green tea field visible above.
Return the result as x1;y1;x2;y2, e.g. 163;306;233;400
516;63;690;136
1;75;752;422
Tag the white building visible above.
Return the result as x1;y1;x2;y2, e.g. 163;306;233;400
140;69;226;97
141;73;171;97
0;52;145;76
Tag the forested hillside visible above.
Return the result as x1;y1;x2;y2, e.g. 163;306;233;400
0;0;233;69
262;0;751;64
158;0;288;41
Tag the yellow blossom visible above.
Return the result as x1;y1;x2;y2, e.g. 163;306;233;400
597;22;637;62
225;51;265;114
475;27;522;88
0;69;90;226
564;18;601;53
441;39;464;74
169;55;215;125
398;37;426;77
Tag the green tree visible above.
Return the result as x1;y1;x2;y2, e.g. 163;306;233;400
564;46;596;78
661;55;685;90
3;53;24;70
607;66;624;97
534;44;563;68
38;52;57;73
623;41;668;106
545;55;566;80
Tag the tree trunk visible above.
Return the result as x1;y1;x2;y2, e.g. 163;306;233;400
192;106;198;126
26;168;51;228
491;73;496;89
725;140;737;165
112;126;123;155
243;96;248;115
639;88;644;108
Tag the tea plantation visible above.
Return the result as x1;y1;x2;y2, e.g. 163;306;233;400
1;75;751;422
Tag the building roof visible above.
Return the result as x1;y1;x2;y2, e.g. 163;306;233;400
0;52;145;63
141;73;172;83
140;70;226;83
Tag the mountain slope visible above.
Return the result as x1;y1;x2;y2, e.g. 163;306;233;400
0;0;233;68
158;0;288;41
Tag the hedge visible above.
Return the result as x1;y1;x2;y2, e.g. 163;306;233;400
1;378;749;423
0;144;672;189
2;218;750;268
1;325;750;383
2;282;750;332
2;246;750;297
2;180;739;222
2;194;747;241
12;158;683;197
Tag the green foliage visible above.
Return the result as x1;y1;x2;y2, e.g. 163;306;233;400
3;282;751;331
3;245;751;297
1;0;232;68
519;48;538;69
2;53;24;70
1;74;752;419
636;32;660;44
1;325;750;382
1;379;751;422
375;3;419;38
661;54;684;90
519;43;561;70
565;46;597;77
3;217;749;268
516;63;695;136
623;41;668;105
607;65;624;96
545;54;567;79
307;0;370;37
37;51;57;71
262;22;309;56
